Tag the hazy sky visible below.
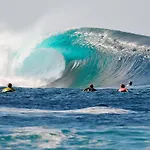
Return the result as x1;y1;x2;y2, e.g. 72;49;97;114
0;0;150;36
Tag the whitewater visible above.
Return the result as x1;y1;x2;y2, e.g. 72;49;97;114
0;27;150;88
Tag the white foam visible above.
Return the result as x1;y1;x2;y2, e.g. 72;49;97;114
63;106;130;114
0;24;66;88
8;126;66;149
0;106;132;117
0;49;65;88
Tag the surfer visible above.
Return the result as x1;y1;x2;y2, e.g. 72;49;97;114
2;83;15;93
118;84;128;92
83;84;97;92
128;81;133;86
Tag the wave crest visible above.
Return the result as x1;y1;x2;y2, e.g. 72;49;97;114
0;28;150;88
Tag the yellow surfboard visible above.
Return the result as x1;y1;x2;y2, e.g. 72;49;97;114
2;87;15;93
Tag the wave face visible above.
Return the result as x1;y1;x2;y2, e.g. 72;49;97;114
0;28;150;88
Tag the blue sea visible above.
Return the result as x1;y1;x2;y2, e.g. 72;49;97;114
0;87;150;149
0;28;150;149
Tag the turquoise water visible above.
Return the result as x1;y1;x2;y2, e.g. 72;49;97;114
36;28;150;88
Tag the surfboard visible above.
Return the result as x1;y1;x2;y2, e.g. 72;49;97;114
2;87;15;93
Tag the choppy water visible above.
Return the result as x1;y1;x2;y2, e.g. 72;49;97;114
0;87;150;150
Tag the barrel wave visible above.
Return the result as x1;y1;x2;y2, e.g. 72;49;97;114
0;28;150;88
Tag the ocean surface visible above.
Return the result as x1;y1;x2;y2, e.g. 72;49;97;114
0;87;150;150
0;27;150;149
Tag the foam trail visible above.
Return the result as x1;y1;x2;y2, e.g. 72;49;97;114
0;106;132;117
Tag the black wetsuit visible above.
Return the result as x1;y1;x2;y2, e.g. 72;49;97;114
84;87;97;92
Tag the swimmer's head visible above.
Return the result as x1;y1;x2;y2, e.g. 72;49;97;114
129;81;132;86
90;84;94;88
120;84;125;88
8;83;12;88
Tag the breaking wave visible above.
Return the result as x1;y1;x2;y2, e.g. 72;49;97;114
0;28;150;88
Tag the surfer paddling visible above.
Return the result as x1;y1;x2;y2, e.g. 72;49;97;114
83;84;97;92
118;84;128;92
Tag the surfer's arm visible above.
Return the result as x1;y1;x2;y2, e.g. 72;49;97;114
83;88;89;91
11;88;15;91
